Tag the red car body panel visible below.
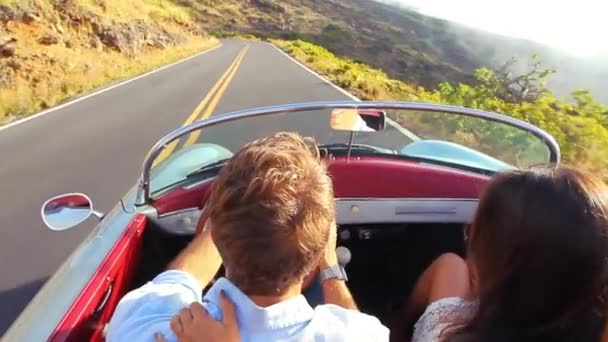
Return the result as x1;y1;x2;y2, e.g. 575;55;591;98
49;214;148;342
154;156;489;214
328;157;488;198
154;179;213;215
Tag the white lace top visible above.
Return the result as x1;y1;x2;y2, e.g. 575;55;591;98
412;297;478;342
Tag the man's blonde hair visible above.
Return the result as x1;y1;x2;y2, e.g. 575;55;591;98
208;132;335;295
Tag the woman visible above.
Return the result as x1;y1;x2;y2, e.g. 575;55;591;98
406;166;608;341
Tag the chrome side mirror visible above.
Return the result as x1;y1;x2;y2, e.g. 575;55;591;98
41;193;103;231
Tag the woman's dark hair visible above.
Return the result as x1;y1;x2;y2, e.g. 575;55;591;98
448;166;608;341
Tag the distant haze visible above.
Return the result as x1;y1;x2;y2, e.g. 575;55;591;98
376;0;608;58
373;0;607;104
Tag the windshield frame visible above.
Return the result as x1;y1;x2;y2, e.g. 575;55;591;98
135;101;561;205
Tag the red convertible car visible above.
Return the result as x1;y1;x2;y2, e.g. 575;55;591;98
4;101;560;341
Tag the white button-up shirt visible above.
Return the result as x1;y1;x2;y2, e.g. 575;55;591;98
107;270;389;342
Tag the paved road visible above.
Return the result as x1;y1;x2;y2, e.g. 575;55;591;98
0;39;359;334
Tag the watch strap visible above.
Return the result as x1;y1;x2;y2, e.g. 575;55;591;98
319;265;348;282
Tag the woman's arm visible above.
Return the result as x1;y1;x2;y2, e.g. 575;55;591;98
404;253;472;327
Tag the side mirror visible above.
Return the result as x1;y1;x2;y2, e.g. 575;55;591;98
330;109;386;132
41;193;103;231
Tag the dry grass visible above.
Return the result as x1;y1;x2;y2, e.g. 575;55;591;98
0;0;23;7
79;0;192;23
0;37;218;123
272;39;422;101
0;0;219;124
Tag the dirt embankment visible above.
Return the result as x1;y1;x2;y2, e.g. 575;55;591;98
0;0;218;124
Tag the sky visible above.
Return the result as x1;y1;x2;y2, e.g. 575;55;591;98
393;0;608;58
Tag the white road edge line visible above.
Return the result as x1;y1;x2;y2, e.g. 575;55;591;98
269;42;415;138
269;43;360;102
0;43;223;133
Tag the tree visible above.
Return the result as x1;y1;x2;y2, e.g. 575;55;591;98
570;89;608;128
476;55;556;103
277;40;608;178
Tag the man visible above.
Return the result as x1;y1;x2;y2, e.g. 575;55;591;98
106;132;389;341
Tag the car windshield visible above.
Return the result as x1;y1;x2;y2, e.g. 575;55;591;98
148;106;554;199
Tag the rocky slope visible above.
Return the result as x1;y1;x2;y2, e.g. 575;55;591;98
0;0;216;123
183;0;607;103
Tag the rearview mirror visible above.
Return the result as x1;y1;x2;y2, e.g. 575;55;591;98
330;109;386;132
41;193;100;231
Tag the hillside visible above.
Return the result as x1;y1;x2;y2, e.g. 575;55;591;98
1;0;605;123
274;39;608;178
180;0;607;104
0;0;217;123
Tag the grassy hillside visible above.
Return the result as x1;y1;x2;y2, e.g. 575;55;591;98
179;0;607;104
274;39;608;178
0;0;218;124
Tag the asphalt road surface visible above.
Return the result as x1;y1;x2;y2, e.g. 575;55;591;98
0;39;364;334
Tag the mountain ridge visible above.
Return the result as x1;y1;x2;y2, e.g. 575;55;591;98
182;0;607;104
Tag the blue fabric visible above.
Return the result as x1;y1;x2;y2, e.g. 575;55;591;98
106;270;389;342
303;276;325;307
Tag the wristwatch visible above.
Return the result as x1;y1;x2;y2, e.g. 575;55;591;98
319;264;348;282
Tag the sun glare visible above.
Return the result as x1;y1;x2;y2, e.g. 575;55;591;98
399;0;608;57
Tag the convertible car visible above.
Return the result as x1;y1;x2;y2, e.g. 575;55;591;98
4;101;560;341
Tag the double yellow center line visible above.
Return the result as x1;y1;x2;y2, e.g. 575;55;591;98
154;44;250;166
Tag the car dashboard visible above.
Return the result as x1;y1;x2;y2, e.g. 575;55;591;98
149;155;488;233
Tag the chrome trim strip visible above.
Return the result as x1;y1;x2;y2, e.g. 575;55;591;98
183;177;214;190
153;197;480;225
157;207;200;218
335;198;479;224
136;101;561;204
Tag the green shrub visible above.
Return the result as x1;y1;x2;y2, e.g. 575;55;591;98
273;39;608;178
